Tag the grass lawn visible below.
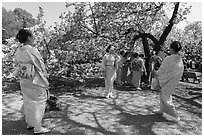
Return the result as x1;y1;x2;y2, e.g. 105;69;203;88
2;77;202;135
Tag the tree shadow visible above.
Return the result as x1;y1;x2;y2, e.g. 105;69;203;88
105;99;173;135
72;93;106;99
118;112;169;135
115;85;136;91
83;77;105;88
2;118;33;135
173;97;202;118
2;77;202;135
45;104;117;135
2;78;21;94
186;87;202;91
173;94;202;109
48;77;105;96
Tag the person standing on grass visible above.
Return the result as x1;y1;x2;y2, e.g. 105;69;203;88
121;51;130;85
153;41;184;122
149;51;162;88
130;52;146;90
101;45;118;99
139;53;147;87
116;50;125;86
14;29;50;134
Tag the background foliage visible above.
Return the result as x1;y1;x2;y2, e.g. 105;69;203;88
2;2;202;81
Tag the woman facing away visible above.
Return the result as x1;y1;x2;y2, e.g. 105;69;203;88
14;29;50;134
101;45;118;99
130;52;146;90
154;41;184;122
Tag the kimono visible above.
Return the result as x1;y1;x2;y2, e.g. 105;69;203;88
101;53;117;96
149;55;162;84
156;54;184;117
131;57;145;88
116;55;123;85
121;58;130;84
14;44;49;130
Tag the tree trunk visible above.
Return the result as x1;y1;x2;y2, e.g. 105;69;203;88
155;2;180;54
141;34;150;83
130;2;180;83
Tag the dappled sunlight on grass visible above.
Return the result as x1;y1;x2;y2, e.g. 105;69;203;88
2;77;202;135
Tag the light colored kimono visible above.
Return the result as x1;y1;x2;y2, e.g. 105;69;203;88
131;57;145;88
149;55;162;84
14;44;49;130
156;54;184;117
116;55;123;85
101;53;117;96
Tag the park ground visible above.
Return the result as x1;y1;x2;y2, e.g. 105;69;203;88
2;77;202;135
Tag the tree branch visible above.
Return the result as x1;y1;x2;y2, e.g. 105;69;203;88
143;33;159;45
89;2;99;35
130;3;164;15
159;2;179;44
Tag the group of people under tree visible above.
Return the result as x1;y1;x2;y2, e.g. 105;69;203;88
100;40;184;121
13;28;184;134
101;44;162;95
182;54;202;73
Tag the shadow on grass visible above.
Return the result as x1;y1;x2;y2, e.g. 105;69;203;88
73;93;107;99
2;78;21;94
118;113;169;135
48;77;105;96
105;99;172;135
2;118;33;135
2;77;202;135
44;104;118;135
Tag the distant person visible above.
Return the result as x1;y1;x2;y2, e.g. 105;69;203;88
14;29;50;134
126;52;134;85
121;52;130;85
101;45;118;99
149;51;162;88
130;52;146;90
153;41;184;122
139;53;147;86
116;51;125;86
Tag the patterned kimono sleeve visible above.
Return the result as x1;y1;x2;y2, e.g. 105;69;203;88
25;48;47;76
25;47;49;88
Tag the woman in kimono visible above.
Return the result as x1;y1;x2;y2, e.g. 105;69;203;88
139;54;147;86
101;45;118;99
116;51;125;86
154;41;184;122
131;52;146;90
121;52;130;85
14;29;50;134
149;51;162;89
126;52;134;85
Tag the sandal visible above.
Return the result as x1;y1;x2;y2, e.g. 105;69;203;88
26;125;34;130
153;110;163;115
34;127;50;134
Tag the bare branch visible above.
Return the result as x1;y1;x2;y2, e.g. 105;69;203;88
89;2;99;35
